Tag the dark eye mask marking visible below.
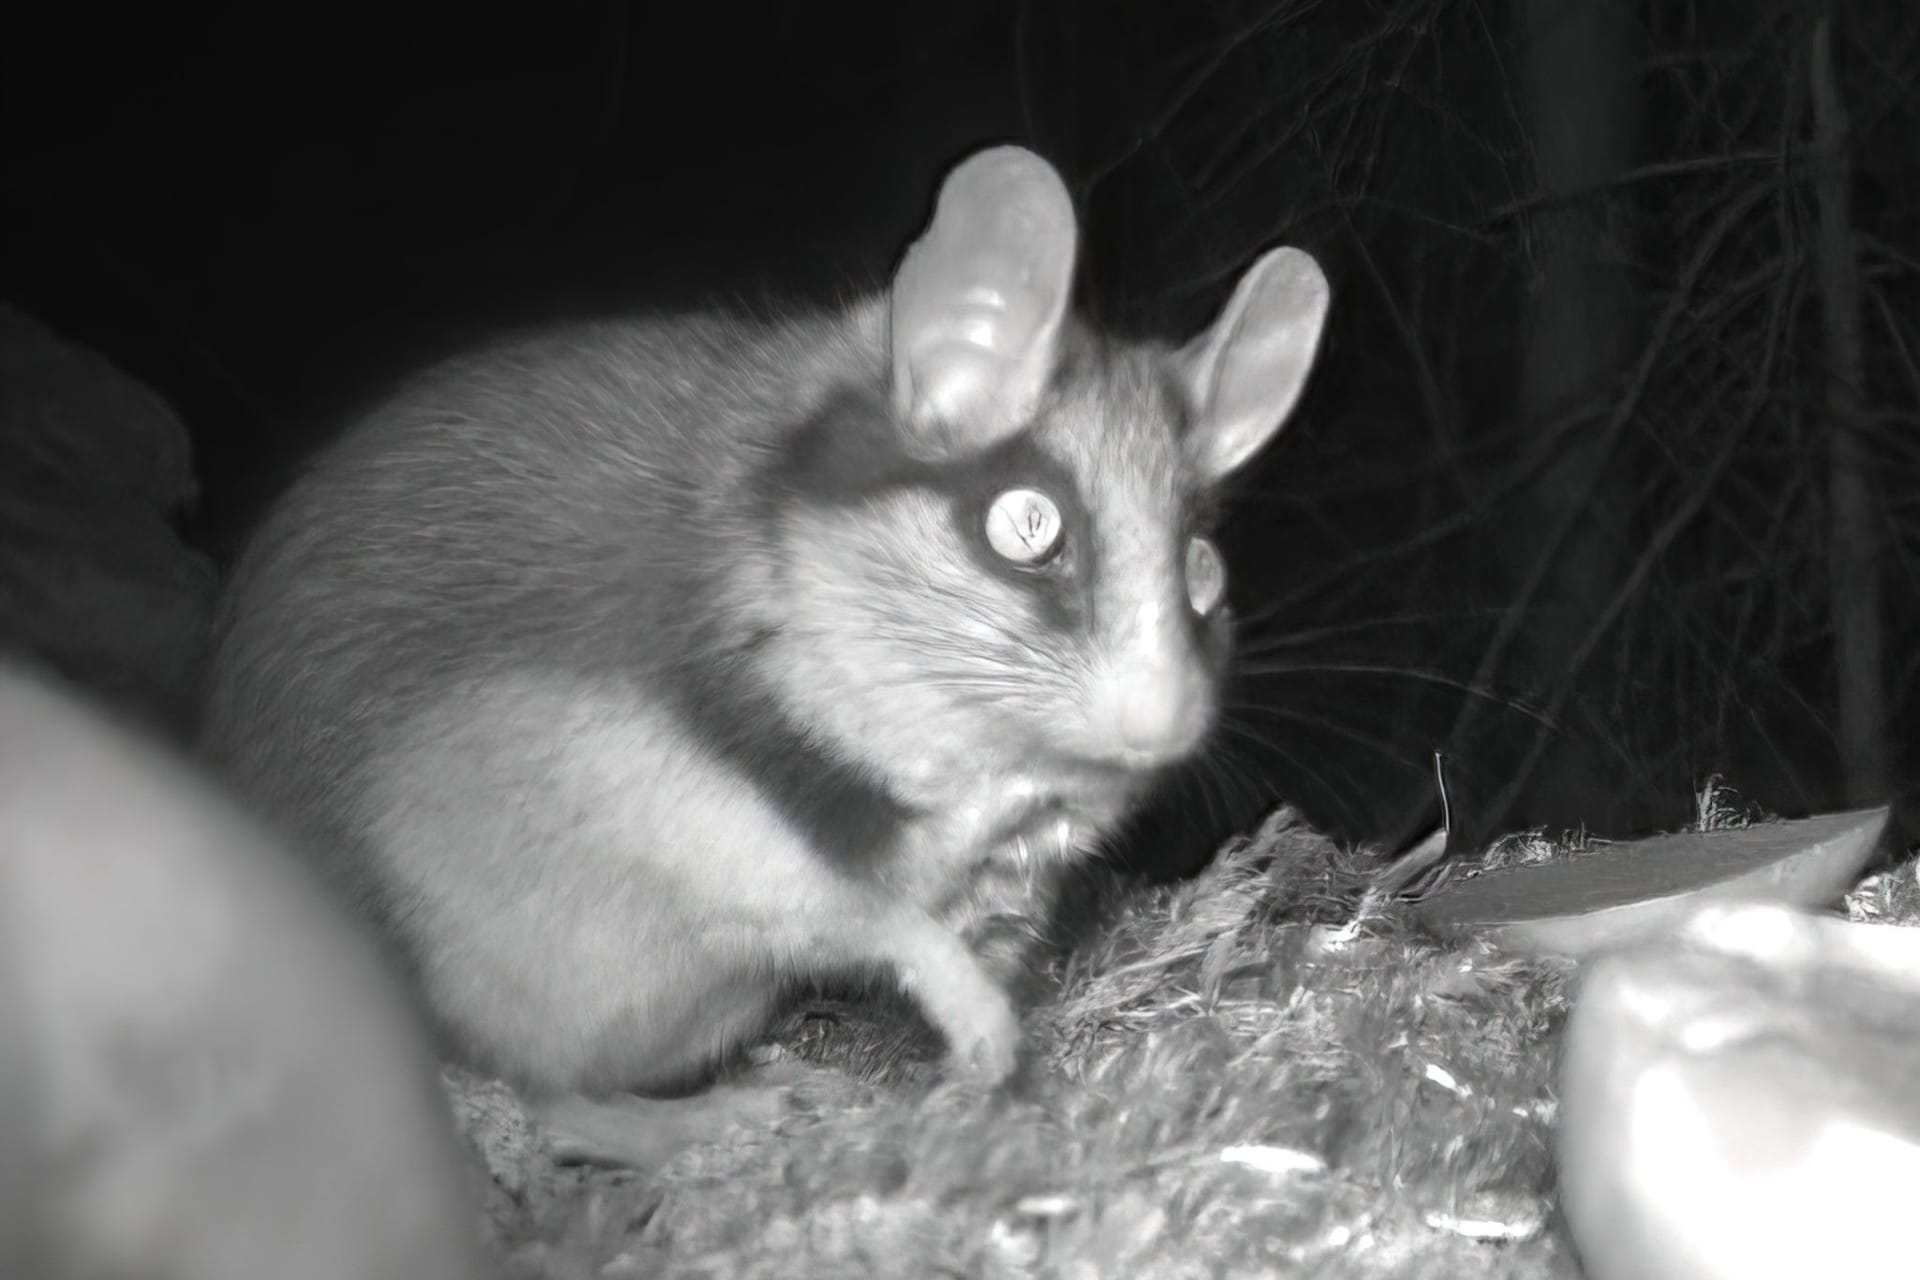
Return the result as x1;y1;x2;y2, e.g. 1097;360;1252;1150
765;389;1100;628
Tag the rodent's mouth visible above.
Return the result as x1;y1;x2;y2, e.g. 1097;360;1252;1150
991;804;1094;864
999;771;1142;842
1051;750;1176;793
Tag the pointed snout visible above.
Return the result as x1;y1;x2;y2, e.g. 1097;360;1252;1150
1085;602;1218;770
1109;664;1214;766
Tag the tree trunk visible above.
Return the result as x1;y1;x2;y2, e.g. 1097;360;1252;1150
1502;0;1641;829
1809;12;1887;805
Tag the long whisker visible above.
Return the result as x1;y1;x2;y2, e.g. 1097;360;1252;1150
1231;604;1513;645
1231;661;1554;723
1210;719;1364;830
1224;702;1433;764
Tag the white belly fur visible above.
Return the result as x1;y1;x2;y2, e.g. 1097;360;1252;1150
359;669;1023;1096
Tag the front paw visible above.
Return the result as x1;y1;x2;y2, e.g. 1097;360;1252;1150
944;982;1022;1085
878;910;1026;1087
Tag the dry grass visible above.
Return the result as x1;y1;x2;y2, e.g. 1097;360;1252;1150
473;809;1607;1279
465;788;1920;1278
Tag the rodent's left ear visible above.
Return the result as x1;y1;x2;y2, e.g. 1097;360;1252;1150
1178;246;1330;483
889;146;1077;456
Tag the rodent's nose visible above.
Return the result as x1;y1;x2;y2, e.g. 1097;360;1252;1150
1100;658;1214;768
1081;597;1218;770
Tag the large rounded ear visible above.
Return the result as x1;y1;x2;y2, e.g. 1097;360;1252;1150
1178;246;1330;483
890;146;1077;454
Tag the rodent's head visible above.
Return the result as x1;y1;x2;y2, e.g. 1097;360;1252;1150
759;146;1328;810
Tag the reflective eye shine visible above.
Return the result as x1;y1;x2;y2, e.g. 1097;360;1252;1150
985;488;1064;565
1186;536;1226;615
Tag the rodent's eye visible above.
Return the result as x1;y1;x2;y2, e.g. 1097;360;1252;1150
1186;535;1226;615
985;488;1064;566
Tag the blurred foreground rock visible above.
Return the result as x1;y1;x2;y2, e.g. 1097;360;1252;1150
1557;899;1920;1280
0;664;492;1279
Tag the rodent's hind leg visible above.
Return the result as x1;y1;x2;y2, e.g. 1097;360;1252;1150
533;1059;837;1173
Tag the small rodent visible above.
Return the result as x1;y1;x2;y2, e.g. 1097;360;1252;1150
0;662;487;1280
200;145;1330;1162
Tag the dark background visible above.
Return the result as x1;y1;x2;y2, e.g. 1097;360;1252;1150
6;1;1916;870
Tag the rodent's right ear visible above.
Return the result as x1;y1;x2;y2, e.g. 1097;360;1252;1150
1178;246;1331;484
889;145;1077;457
